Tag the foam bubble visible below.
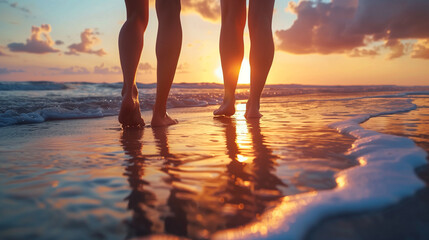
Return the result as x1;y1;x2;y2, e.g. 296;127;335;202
0;81;69;91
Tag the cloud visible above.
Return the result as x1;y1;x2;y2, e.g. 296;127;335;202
348;48;379;57
177;62;190;73
138;62;155;73
0;50;8;56
412;39;429;59
94;63;121;74
385;39;406;60
7;24;60;54
55;40;64;45
276;0;429;59
10;2;30;13
48;66;90;75
0;0;30;14
148;0;220;22
351;0;429;39
182;0;221;22
276;0;361;54
0;68;24;74
66;29;107;56
0;46;9;56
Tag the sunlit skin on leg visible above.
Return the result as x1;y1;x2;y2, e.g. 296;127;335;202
118;0;181;128
246;0;275;118
213;0;246;117
214;0;275;119
118;0;148;127
151;0;181;127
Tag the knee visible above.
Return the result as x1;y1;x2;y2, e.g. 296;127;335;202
127;10;149;30
248;15;272;36
156;0;181;21
222;12;246;33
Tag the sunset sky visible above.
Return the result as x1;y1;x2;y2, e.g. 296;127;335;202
0;0;428;85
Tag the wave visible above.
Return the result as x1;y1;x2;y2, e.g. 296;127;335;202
1;83;428;127
212;94;428;240
0;107;117;127
2;81;429;91
0;81;69;91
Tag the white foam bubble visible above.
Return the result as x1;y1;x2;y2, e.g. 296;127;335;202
0;107;109;127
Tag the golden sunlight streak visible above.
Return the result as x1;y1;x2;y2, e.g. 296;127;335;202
215;59;251;84
236;104;252;152
237;154;248;163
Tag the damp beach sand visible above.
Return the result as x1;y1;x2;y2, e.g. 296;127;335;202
0;91;428;240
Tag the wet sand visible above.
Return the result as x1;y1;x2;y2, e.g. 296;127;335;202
0;96;356;239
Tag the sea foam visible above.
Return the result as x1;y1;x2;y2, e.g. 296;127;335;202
1;82;428;127
0;107;109;127
213;96;428;240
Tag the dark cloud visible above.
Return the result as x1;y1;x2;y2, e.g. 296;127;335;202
351;0;429;40
48;66;90;75
0;0;31;14
10;2;30;13
411;39;429;59
276;0;429;59
7;24;60;54
55;40;64;45
0;67;24;74
138;62;155;73
65;29;107;56
94;64;121;74
182;0;220;22
276;0;361;54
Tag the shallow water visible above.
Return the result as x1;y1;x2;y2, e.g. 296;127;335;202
1;92;428;239
1;81;427;127
0;94;359;240
304;94;429;240
361;96;429;153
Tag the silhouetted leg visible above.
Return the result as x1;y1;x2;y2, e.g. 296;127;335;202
246;0;275;118
213;0;246;116
118;0;149;127
151;0;182;127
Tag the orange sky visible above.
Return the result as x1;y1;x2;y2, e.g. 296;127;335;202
0;0;428;85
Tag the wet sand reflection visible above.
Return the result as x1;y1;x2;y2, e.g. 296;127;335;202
120;118;285;238
216;117;285;228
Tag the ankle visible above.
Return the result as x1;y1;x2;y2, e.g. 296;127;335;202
122;84;138;98
247;96;260;105
247;98;260;108
153;103;166;117
223;94;236;104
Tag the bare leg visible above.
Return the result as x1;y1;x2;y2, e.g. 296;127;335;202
151;0;182;127
213;0;246;116
118;0;149;127
246;0;275;118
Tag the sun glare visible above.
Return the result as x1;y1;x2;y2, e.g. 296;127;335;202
215;59;251;85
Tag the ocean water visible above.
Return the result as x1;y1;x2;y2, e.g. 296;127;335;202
0;81;426;127
0;81;428;239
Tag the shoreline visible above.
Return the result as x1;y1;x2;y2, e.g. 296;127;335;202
1;95;428;239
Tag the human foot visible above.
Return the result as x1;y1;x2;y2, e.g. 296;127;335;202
151;112;178;127
245;100;262;119
213;99;236;116
118;94;145;127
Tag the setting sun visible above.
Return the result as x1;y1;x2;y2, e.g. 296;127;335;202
215;59;251;85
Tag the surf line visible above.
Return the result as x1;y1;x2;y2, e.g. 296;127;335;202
213;96;428;240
